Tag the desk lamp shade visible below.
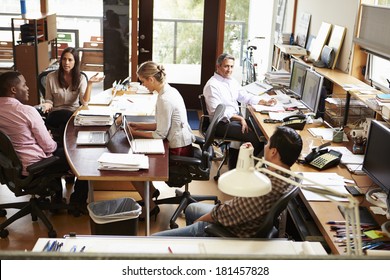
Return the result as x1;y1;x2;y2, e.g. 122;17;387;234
218;144;272;197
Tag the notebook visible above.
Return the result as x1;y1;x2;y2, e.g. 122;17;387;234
76;120;120;145
123;116;165;154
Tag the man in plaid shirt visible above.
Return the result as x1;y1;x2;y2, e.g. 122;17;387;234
153;126;303;237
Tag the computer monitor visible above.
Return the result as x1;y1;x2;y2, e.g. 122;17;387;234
300;69;324;114
362;120;390;211
289;59;310;98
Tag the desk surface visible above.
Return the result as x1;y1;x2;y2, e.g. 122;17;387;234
33;236;327;256
248;105;387;255
64;117;169;182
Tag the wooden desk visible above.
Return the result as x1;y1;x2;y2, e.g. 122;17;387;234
64;116;169;236
247;105;387;255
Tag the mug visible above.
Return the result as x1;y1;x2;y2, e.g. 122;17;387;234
332;128;343;143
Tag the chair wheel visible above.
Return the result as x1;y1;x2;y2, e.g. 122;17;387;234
0;229;9;238
48;230;57;238
0;209;7;217
213;175;219;181
170;222;178;229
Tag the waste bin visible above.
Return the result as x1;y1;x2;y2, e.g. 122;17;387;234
87;197;142;235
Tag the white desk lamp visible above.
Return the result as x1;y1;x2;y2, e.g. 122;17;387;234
218;143;363;255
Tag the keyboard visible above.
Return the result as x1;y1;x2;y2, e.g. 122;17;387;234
90;132;105;143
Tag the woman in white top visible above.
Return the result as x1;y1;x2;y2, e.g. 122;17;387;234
42;47;103;140
128;61;195;220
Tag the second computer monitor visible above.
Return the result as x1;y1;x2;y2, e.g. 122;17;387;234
289;59;310;98
300;70;324;114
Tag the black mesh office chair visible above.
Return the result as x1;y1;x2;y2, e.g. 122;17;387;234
198;94;235;180
155;104;226;229
204;186;299;238
0;130;69;238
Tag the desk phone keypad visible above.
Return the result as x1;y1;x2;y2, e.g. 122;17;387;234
310;153;339;169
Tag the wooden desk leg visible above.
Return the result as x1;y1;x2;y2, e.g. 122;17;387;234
343;91;351;127
88;181;94;202
144;181;150;236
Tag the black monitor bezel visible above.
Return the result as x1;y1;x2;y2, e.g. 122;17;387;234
362;120;390;195
289;59;310;98
300;70;324;114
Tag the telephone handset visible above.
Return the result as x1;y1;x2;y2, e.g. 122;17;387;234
304;146;342;170
282;114;306;130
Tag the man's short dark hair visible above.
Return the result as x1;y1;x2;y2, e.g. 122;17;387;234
269;126;303;167
0;71;22;97
216;53;235;65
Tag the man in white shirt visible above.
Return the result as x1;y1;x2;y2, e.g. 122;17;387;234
203;53;276;169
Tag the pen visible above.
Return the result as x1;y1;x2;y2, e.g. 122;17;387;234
326;221;346;225
42;240;51;252
70;245;77;252
48;240;57;252
168;246;173;254
127;99;133;103
80;246;86;252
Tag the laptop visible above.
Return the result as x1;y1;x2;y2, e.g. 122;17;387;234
123;116;165;154
76;119;120;145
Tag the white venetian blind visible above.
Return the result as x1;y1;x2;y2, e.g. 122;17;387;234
354;4;390;60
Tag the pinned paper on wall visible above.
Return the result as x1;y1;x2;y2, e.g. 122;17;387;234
309;22;332;62
327;25;346;69
295;13;311;48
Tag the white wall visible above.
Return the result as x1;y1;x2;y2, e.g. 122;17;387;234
295;0;360;72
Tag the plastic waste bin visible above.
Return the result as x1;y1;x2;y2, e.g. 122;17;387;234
87;197;142;235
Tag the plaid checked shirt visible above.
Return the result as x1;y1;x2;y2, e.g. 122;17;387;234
211;169;294;238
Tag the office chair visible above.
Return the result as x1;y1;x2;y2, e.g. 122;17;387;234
204;186;299;238
0;130;69;238
155;104;226;229
198;94;236;180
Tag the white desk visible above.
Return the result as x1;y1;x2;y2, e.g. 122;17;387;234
33;236;327;256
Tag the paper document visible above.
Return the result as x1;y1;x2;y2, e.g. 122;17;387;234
329;146;364;164
244;81;273;95
252;104;285;112
299;172;348;201
97;153;149;171
307;127;348;141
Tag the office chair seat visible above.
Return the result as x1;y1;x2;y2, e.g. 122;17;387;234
204;186;299;239
0;130;70;238
155;104;226;229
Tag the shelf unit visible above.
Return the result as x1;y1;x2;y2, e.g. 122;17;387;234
11;13;58;106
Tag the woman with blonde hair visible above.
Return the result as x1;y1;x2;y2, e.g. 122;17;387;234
128;61;195;220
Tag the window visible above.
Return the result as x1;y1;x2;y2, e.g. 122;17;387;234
367;54;390;92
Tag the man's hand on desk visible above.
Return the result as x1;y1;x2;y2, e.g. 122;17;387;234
258;98;277;106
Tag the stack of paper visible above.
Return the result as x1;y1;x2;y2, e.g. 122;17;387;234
264;70;290;86
97;153;149;171
74;106;115;126
244;81;273;95
299;172;348;202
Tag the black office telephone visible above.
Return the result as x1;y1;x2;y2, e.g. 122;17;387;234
282;114;306;130
304;146;342;170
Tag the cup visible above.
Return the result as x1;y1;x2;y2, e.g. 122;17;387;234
332;128;343;143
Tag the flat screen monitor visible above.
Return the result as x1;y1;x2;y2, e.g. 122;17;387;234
300;70;324;114
363;120;390;196
289;59;310;98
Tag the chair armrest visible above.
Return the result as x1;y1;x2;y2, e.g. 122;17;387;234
204;223;236;237
26;156;60;174
170;155;201;165
194;135;205;145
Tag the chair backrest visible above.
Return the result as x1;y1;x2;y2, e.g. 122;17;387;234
38;70;89;99
253;185;299;238
0;130;24;194
202;103;226;153
198;94;210;136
